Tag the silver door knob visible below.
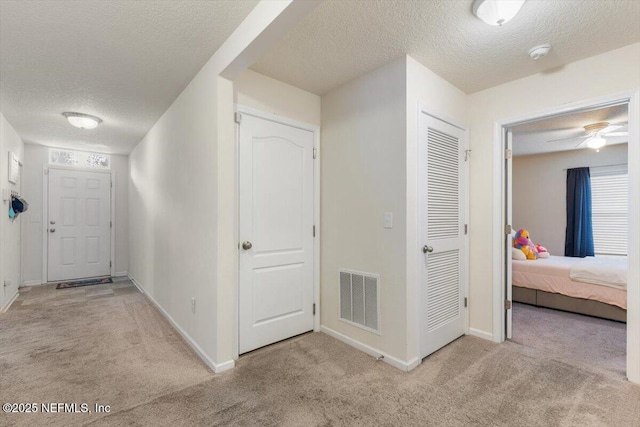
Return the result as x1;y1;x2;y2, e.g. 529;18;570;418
242;241;253;250
49;228;56;233
50;220;56;225
422;245;433;253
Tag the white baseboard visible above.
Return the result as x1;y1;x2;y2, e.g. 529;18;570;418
114;271;129;277
127;275;234;374
468;327;494;341
320;325;421;372
1;290;19;313
21;280;43;287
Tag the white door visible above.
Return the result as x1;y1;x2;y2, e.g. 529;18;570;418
48;169;111;281
505;129;514;339
238;113;315;354
419;112;467;358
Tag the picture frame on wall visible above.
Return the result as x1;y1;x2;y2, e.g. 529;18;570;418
8;151;20;184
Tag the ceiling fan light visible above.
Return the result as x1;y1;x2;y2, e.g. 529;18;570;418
472;0;526;26
62;112;102;129
586;136;606;150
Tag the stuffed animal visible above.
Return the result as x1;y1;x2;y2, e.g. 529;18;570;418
514;229;538;260
535;244;550;259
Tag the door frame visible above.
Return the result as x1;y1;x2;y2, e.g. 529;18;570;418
492;89;640;383
417;105;470;357
42;165;116;283
233;104;320;359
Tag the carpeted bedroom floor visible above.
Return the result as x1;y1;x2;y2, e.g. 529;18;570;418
1;282;639;427
512;302;627;376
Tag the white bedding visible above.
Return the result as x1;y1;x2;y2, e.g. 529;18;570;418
569;257;628;290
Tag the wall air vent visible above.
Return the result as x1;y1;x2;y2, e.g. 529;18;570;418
339;270;380;334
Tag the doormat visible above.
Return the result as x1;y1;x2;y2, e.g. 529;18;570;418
55;277;113;289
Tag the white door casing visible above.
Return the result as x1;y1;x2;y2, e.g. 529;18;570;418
505;129;513;339
48;169;111;281
419;112;468;358
238;113;315;354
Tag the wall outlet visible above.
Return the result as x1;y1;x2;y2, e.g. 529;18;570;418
191;297;196;314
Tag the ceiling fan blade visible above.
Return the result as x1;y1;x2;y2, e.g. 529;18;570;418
600;125;622;134
604;131;628;137
575;139;588;148
547;135;588;143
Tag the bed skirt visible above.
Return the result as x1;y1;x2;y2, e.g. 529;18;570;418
513;286;626;323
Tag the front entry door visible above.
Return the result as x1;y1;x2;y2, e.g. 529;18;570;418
419;112;467;358
238;113;315;354
48;169;111;282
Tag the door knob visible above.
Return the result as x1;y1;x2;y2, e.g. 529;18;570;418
50;220;56;225
49;228;56;233
422;245;433;253
242;241;253;250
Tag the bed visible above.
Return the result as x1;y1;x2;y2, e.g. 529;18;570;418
512;255;627;322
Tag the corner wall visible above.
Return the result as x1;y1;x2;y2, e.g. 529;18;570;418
0;112;24;311
512;144;628;256
320;58;408;363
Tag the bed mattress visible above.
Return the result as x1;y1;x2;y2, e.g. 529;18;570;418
512;256;627;309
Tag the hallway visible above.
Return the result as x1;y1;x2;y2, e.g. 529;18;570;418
2;281;640;426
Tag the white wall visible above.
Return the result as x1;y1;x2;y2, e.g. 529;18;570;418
467;42;640;337
20;144;129;285
321;57;408;362
129;58;222;368
512;144;628;256
0;112;24;311
234;69;321;126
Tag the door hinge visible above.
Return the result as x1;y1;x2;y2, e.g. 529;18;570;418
110;221;113;228
313;148;317;159
464;297;468;308
313;225;316;237
505;300;512;310
505;224;512;235
234;112;242;124
110;261;112;268
313;303;316;316
110;180;113;188
464;224;468;235
464;149;472;161
504;149;512;160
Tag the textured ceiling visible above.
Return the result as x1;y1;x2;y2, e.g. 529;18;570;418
251;0;640;95
0;0;258;154
512;104;629;156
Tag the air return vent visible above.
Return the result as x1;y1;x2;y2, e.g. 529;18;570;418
339;270;380;333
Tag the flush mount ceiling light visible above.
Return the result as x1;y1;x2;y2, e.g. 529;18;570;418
472;0;526;26
62;112;102;129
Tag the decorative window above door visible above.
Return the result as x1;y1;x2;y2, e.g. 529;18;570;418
49;148;110;170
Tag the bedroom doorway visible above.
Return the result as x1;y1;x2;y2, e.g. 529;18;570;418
494;90;640;383
507;104;629;374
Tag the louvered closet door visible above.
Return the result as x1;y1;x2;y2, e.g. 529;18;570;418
419;112;467;358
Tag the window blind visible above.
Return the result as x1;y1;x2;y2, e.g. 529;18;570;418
590;166;628;256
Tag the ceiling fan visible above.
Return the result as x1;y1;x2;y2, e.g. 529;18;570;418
547;121;629;151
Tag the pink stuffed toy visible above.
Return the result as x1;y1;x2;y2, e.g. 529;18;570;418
535;244;550;259
514;228;538;260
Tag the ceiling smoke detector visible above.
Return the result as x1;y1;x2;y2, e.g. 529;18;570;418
528;44;551;60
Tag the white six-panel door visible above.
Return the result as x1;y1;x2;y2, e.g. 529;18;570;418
48;169;111;282
238;114;315;354
419;112;467;358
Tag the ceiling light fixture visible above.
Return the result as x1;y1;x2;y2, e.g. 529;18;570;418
62;112;102;129
585;136;606;151
472;0;526;26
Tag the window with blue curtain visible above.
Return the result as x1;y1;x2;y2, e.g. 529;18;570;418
564;167;595;257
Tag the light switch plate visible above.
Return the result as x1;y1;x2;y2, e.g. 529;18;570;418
383;212;393;229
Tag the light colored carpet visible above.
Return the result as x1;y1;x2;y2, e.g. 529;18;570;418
1;283;639;426
512;302;626;376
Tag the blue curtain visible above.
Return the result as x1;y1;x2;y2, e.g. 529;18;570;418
564;167;594;257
